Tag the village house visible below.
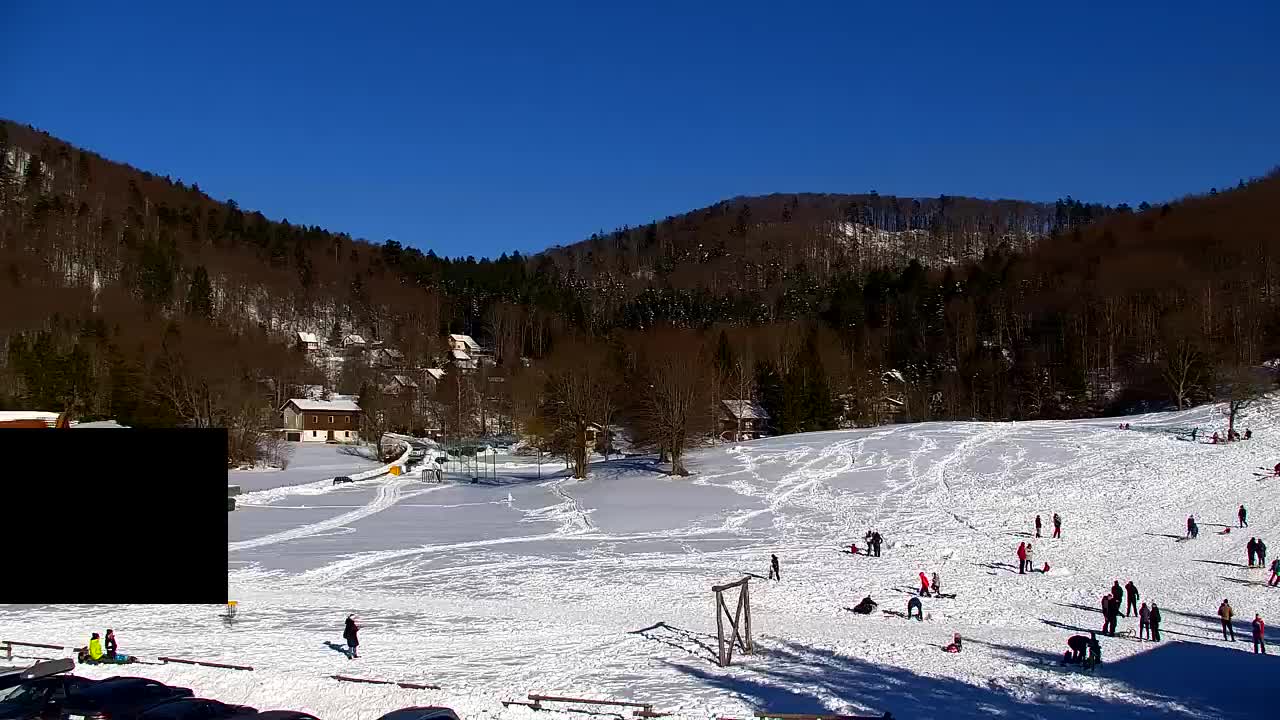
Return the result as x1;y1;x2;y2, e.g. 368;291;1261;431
448;348;477;372
447;333;483;355
370;347;405;369
422;368;447;391
382;374;419;396
341;334;368;352
296;331;320;353
279;398;362;443
719;400;771;442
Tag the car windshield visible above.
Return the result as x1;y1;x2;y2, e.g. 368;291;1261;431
0;682;42;703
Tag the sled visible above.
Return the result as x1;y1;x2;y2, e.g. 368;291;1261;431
77;651;136;665
1218;528;1231;535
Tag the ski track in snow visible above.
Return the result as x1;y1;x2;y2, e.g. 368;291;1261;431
8;400;1280;720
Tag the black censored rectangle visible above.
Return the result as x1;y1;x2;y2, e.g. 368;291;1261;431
0;429;228;604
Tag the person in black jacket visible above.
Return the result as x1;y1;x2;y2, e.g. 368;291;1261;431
1149;602;1162;641
907;596;923;621
1035;515;1042;538
1239;505;1248;528
1066;634;1089;663
1259;539;1268;568
1248;538;1258;567
1124;581;1139;617
104;629;118;660
1110;581;1124;606
769;554;781;581
870;531;883;557
343;614;360;658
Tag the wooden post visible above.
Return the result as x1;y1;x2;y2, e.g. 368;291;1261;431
712;576;753;667
715;588;727;666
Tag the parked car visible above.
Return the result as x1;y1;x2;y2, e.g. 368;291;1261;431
138;698;257;720
220;707;320;712
58;677;192;720
0;660;94;720
332;476;354;485
375;708;460;720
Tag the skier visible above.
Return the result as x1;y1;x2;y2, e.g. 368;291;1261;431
1248;538;1258;567
769;554;781;581
931;572;941;597
1149;602;1163;641
907;596;923;621
1269;557;1280;587
1125;581;1139;617
1218;600;1235;641
1239;505;1248;528
1017;542;1028;574
343;614;360;658
1035;515;1042;538
104;629;117;661
1053;513;1062;539
1066;634;1089;663
918;571;930;597
1253;614;1267;655
1025;544;1034;573
1138;602;1151;640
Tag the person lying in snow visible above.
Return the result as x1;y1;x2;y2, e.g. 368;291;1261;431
852;596;877;614
943;633;962;653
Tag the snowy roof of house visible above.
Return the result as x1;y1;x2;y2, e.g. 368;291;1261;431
282;398;362;413
425;368;446;380
721;400;770;420
297;331;319;344
385;348;404;358
0;411;59;425
343;334;367;345
449;349;473;361
391;375;419;387
449;333;481;347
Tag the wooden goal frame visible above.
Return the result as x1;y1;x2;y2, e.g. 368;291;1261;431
712;577;753;666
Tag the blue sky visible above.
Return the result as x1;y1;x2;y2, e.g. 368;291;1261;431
5;1;1277;257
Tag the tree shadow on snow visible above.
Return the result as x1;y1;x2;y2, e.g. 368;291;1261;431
1219;575;1268;587
1193;559;1248;569
323;641;354;659
666;638;1264;719
974;562;1019;574
1054;601;1103;615
1143;532;1186;542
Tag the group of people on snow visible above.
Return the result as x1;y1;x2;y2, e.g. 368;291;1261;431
78;629;125;664
1016;541;1047;574
1211;428;1252;444
1065;632;1103;670
1033;513;1063;539
1218;600;1267;654
1246;537;1268;567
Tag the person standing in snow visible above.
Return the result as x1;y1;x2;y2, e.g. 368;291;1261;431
1025;544;1035;574
907;596;923;621
1085;632;1102;670
1138;602;1151;640
1219;600;1235;641
1244;429;1252;440
769;554;781;581
1252;614;1266;654
1110;581;1124;607
1052;513;1062;539
343;614;360;658
870;531;883;557
1017;542;1028;574
918;571;931;596
1248;538;1258;567
1239;505;1248;528
1035;515;1042;538
1149;602;1163;641
1258;539;1267;568
931;572;941;597
1125;581;1139;617
1269;558;1280;587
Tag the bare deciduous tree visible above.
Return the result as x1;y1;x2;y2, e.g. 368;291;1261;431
627;329;714;476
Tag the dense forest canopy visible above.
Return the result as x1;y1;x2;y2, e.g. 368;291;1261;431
1;118;1276;467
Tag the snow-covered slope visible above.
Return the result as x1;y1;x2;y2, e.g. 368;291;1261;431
6;403;1280;719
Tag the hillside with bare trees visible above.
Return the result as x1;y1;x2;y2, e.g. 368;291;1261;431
2;117;1276;471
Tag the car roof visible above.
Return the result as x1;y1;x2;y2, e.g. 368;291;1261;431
141;698;254;717
376;708;460;720
225;712;321;720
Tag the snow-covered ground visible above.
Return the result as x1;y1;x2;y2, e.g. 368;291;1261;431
230;443;382;493
7;403;1280;719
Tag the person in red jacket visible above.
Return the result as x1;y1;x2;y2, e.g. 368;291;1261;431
918;571;931;596
1017;542;1028;574
1253;614;1266;654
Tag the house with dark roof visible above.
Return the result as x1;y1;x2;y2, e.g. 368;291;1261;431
719;400;771;441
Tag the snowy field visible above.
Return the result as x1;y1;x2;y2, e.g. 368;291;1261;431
6;403;1280;719
230;443;382;493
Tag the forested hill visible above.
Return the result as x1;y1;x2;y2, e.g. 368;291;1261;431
1;117;1277;444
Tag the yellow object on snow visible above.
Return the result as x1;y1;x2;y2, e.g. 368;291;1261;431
88;637;103;660
389;466;401;476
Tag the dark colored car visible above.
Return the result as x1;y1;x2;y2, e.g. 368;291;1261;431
0;660;95;720
375;708;460;720
332;476;354;485
59;677;193;720
220;707;320;712
137;698;257;720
